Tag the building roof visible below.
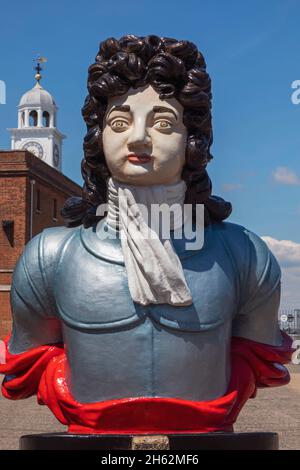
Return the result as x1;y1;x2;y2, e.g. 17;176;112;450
19;82;56;109
0;150;81;196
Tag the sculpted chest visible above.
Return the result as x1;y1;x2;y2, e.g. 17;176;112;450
53;225;238;332
51;225;238;403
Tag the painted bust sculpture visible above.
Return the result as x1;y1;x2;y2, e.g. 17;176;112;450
0;35;293;434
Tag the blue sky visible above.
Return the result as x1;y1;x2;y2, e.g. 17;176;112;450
0;0;299;306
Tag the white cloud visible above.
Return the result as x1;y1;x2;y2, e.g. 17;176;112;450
262;236;300;268
272;166;300;186
262;236;300;309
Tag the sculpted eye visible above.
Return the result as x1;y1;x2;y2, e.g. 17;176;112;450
153;120;173;131
110;119;129;132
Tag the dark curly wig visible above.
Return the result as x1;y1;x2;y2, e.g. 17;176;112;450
61;34;232;227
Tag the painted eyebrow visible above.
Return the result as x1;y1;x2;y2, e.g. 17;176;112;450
107;104;177;120
107;105;131;118
152;106;177;120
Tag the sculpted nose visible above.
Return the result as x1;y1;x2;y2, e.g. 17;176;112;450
127;117;151;148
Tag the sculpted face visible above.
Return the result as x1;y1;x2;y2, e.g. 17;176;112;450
102;85;187;185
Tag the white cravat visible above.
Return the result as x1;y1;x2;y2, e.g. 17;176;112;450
104;177;193;307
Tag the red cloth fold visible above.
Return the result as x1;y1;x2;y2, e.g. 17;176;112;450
0;332;293;434
0;337;63;400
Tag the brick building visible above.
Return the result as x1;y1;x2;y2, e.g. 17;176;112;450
0;150;81;338
0;67;82;338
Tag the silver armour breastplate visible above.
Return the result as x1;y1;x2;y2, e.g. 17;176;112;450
53;220;236;403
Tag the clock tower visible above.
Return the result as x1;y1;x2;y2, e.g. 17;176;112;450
8;59;65;171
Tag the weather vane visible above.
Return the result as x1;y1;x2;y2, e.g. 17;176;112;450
33;55;47;83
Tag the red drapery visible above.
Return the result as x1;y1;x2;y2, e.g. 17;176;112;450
0;332;293;434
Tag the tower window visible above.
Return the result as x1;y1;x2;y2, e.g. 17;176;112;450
29;110;38;127
43;111;50;127
36;188;41;211
53;199;57;220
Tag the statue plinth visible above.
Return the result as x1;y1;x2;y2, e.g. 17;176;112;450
20;432;279;450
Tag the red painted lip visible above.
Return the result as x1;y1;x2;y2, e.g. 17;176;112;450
127;153;152;163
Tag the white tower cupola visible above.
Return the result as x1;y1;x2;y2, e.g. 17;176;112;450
8;59;65;171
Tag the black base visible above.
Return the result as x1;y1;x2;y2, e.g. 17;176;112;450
20;432;279;450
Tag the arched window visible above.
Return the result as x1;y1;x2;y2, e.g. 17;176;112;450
43;111;50;127
52;199;57;220
29;110;38;127
36;188;41;211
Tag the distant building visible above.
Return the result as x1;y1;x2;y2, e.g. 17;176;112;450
279;308;300;336
0;64;81;338
8;59;65;172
